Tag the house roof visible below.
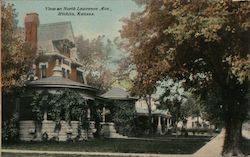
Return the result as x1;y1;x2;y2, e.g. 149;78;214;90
101;87;137;100
38;21;75;52
26;76;98;92
136;108;171;117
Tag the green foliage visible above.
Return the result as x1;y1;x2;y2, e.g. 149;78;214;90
2;115;19;142
75;35;115;91
121;0;249;154
110;100;136;136
31;89;88;127
1;2;35;91
183;93;205;118
30;90;50;122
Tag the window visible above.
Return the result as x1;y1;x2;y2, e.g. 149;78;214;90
67;69;70;78
62;68;70;78
62;59;70;66
76;70;84;83
40;64;46;78
62;68;66;78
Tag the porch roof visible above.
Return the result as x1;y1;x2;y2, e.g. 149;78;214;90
101;87;137;101
136;108;171;118
26;76;98;92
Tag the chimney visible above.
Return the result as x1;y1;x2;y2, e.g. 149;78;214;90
24;13;39;51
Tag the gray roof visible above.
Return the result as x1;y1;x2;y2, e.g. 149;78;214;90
38;21;75;52
136;108;171;117
26;76;98;92
101;87;136;100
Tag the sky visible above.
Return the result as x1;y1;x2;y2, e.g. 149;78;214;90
5;0;142;39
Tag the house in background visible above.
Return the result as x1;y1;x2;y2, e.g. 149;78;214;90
101;88;172;135
135;98;172;135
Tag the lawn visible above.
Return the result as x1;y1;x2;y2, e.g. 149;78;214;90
2;138;210;154
242;138;250;155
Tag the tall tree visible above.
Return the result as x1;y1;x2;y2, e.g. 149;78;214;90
1;3;35;91
158;80;187;132
120;0;250;156
1;2;35;142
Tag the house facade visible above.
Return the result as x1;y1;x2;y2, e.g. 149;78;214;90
18;13;107;141
23;13;84;83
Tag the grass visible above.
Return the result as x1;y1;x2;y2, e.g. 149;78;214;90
242;138;250;155
2;139;249;157
2;138;209;154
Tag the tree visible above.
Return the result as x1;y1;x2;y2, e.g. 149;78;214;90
1;2;35;91
1;2;35;142
120;0;250;156
183;92;206;128
75;35;114;91
158;80;187;131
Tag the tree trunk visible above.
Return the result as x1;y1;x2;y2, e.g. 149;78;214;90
145;95;153;135
223;118;244;157
222;87;247;157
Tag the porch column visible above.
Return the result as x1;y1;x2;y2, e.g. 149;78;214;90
14;97;20;120
43;110;47;121
166;118;169;129
87;108;91;119
157;116;162;135
151;116;154;123
102;106;106;123
162;117;166;134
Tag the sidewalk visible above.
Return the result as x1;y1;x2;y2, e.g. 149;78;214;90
194;129;225;157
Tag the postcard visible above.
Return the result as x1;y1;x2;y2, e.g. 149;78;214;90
1;0;250;157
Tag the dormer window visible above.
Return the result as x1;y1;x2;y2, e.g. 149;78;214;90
52;39;74;58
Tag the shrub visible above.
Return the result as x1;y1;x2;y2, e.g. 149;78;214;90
2;116;19;142
110;100;136;136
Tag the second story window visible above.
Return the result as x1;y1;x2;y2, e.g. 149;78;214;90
62;68;66;78
76;70;84;83
62;68;70;78
40;64;46;78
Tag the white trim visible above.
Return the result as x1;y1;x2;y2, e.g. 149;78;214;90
61;59;71;73
76;67;85;73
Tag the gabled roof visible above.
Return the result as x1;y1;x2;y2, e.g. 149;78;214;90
38;21;75;52
101;87;137;100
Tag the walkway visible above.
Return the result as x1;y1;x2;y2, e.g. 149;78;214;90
194;129;225;157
